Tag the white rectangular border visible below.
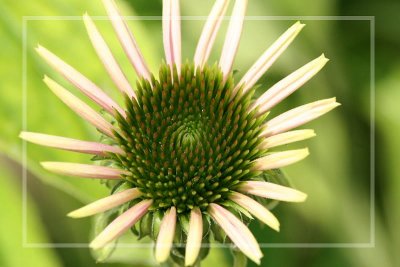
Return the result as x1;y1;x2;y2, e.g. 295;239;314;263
22;15;375;248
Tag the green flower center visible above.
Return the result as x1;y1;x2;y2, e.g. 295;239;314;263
114;63;266;213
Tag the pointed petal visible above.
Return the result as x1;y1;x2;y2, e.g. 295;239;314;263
230;192;280;231
36;45;124;116
43;76;115;137
90;199;152;249
68;188;142;218
19;131;124;155
185;208;203;266
155;207;177;263
208;203;262;264
194;0;230;68
261;98;340;137
260;129;316;149
251;54;329;114
83;13;136;99
163;0;181;73
238;181;307;202
219;0;248;80
252;148;309;171
41;162;129;179
234;21;305;96
102;0;151;80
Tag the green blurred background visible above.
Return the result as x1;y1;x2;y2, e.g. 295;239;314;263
0;0;398;266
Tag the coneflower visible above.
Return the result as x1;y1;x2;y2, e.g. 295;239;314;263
20;0;339;266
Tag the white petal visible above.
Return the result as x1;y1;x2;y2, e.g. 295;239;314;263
234;21;305;96
219;0;248;80
90;199;152;249
19;131;124;155
163;0;181;73
36;45;124;116
83;13;136;99
230;192;280;231
238;181;307;202
43;76;115;137
155;207;177;263
260;129;316;149
185;208;203;266
194;0;230;68
68;188;142;218
252;148;309;170
208;203;262;264
41;162;129;179
102;0;151;80
252;54;329;114
261;98;340;137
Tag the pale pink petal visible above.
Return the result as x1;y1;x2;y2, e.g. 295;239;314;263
19;131;124;155
102;0;151;80
208;203;262;264
261;98;340;137
163;0;181;73
219;0;248;80
43;76;115;137
251;54;329;114
155;207;177;263
252;148;309;171
238;181;307;202
41;162;129;179
230;192;280;231
36;45;124;116
90;199;153;249
83;13;136;99
185;208;203;266
260;129;316;149
194;0;230;68
68;188;142;218
233;21;305;96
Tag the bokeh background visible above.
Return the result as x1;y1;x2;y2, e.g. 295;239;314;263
0;0;398;266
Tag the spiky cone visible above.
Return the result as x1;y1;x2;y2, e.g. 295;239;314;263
21;0;339;265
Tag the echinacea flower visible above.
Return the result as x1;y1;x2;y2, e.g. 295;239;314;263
20;0;340;266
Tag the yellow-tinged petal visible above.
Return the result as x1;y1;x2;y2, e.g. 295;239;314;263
155;207;177;263
90;199;152;249
41;162;129;179
185;208;203;266
208;203;262;264
252;148;309;171
230;192;280;231
260;129;316;149
238;181;307;202
68;188;142;218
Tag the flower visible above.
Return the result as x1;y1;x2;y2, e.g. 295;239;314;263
20;0;339;265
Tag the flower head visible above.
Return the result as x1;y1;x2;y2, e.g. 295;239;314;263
21;0;339;265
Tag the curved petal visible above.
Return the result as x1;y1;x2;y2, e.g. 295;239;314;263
163;0;181;73
260;129;316;149
219;0;248;80
155;207;177;263
185;208;203;266
230;192;280;231
252;148;309;171
194;0;230;68
238;181;307;202
36;45;124;116
41;162;129;179
43;76;115;137
90;199;153;249
68;188;142;218
208;203;262;264
19;131;124;155
261;98;340;137
102;0;151;80
83;13;136;99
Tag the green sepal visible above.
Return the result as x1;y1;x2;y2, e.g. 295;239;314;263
138;212;153;240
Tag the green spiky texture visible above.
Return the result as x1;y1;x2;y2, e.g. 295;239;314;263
112;62;267;214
